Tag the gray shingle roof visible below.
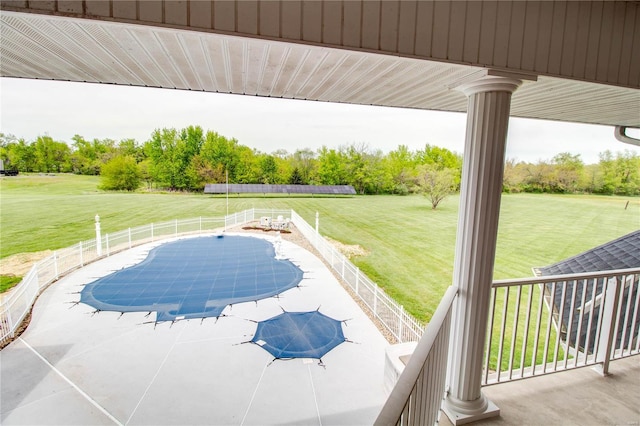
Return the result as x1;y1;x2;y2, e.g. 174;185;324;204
535;229;640;276
535;230;640;354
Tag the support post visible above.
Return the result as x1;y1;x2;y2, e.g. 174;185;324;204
95;214;102;256
594;277;621;376
443;74;525;425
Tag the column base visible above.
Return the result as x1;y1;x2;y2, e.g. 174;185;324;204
442;394;500;425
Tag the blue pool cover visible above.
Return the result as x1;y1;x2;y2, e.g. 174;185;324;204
251;311;346;362
80;236;304;322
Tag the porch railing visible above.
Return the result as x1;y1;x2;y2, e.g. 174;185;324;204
374;285;458;426
483;268;640;385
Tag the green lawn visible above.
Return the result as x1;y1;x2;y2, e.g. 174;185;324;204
1;173;639;323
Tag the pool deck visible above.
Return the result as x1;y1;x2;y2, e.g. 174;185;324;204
1;233;390;425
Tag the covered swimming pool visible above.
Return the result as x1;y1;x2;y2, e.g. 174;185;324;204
1;232;390;425
80;235;304;322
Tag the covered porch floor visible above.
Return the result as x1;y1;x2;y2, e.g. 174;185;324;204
441;356;639;426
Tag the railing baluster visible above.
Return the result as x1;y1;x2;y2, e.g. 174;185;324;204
583;278;598;365
617;275;633;357
518;284;534;379
508;286;522;379
611;275;627;358
483;287;498;384
552;281;568;371
628;278;640;354
573;279;588;368
542;282;556;373
496;287;509;380
531;283;545;376
562;280;578;369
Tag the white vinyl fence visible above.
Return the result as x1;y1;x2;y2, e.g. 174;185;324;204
289;210;425;342
1;208;424;347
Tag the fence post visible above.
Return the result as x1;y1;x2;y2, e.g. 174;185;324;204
373;284;378;317
398;305;404;343
315;212;319;247
53;251;59;280
128;228;132;249
595;276;622;376
79;241;84;267
95;214;102;256
106;234;110;256
6;308;14;338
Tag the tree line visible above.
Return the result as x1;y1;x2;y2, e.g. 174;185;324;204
1;127;638;198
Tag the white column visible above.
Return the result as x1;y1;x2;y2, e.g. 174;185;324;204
443;75;522;425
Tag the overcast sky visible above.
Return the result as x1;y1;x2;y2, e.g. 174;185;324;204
1;77;638;164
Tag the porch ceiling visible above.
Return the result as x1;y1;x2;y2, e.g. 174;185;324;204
1;11;638;127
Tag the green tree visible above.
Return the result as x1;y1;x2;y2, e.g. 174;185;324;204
549;152;584;193
289;167;304;184
144;128;191;190
382;144;417;194
291;148;317;184
118;138;144;162
99;155;141;191
598;150;640;195
2;139;35;171
234;146;260;183
317;146;347;185
258;154;279;184
33;136;71;172
415;144;463;188
416;164;455;209
138;159;154;189
200;131;240;182
503;159;528;193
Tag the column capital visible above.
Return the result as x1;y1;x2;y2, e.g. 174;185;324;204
456;75;523;97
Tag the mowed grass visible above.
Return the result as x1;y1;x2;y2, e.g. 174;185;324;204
1;173;639;323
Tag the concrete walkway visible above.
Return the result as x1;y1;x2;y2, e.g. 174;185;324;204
1;233;390;425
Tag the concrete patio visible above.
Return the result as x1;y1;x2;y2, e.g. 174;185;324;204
0;233;390;425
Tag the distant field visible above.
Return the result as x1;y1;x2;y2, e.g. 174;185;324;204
1;173;638;321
